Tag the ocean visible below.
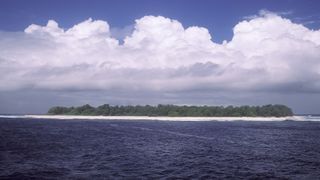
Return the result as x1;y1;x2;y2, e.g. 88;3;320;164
1;117;320;179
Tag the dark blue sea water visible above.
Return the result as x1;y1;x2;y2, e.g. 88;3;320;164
1;118;320;179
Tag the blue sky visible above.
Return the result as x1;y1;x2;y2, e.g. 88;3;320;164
1;0;320;42
1;0;320;114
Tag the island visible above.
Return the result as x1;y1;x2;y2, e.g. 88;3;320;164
47;104;293;117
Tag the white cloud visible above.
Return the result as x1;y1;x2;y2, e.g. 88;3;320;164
0;13;320;97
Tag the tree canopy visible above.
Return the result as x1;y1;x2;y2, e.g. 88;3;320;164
47;104;293;117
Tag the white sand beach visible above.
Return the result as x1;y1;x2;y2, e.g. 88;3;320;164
0;115;308;121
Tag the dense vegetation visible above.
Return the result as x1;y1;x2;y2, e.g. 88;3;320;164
47;104;293;117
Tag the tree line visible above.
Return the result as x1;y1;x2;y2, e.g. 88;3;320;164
47;104;293;117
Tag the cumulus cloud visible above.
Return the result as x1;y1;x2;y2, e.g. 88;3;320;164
0;12;320;97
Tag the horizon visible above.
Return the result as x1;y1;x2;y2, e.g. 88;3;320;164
1;103;317;116
1;0;320;114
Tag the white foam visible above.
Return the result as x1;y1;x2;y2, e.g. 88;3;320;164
0;115;310;121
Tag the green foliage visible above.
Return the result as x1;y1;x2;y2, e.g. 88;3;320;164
47;104;293;117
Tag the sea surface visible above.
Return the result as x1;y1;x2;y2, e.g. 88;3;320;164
1;117;320;179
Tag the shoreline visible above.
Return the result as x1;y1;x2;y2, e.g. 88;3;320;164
0;115;308;121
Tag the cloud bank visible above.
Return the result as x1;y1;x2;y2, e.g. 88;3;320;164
1;11;320;113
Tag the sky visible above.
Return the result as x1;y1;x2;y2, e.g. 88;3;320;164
0;0;320;114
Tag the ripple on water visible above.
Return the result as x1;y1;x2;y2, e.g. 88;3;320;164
0;118;320;179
